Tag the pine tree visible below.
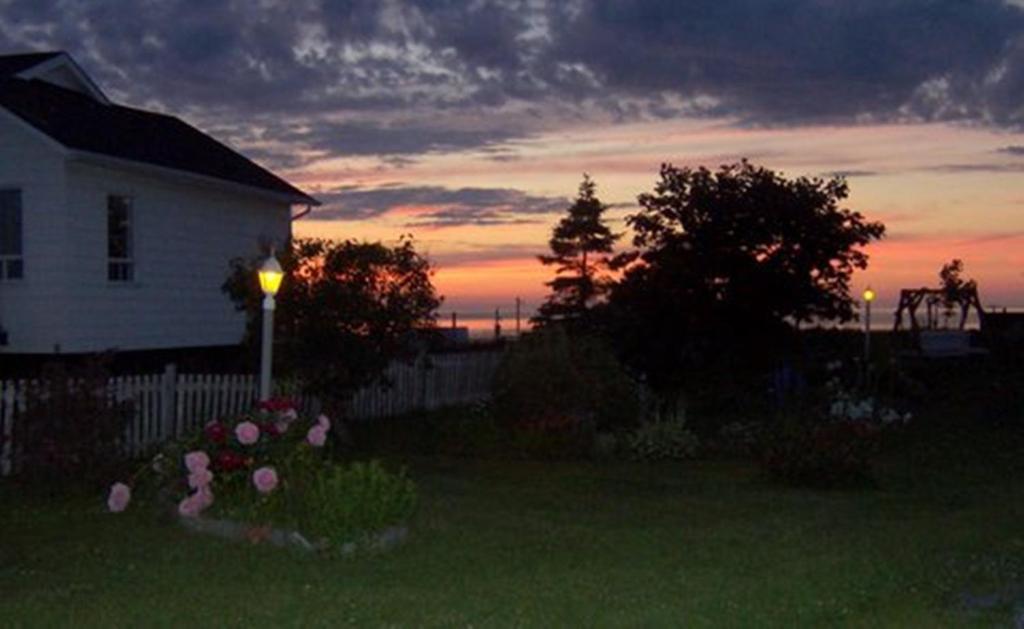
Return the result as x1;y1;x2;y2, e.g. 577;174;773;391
534;175;619;328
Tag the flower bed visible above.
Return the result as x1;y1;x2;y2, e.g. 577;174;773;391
106;399;417;555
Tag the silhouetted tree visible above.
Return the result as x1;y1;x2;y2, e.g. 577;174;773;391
608;160;886;399
223;237;441;404
939;258;976;317
534;175;619;328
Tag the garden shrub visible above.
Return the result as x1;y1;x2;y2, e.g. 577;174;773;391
492;327;641;457
303;460;417;549
107;399;417;553
626;414;700;461
14;359;132;489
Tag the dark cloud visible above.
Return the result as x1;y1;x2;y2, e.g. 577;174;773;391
4;0;1024;163
311;184;568;225
927;162;1024;174
823;170;881;178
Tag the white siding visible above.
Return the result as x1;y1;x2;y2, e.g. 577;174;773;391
0;111;69;354
56;160;291;352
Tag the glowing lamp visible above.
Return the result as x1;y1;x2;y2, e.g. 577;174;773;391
258;255;284;296
257;251;283;402
863;287;876;303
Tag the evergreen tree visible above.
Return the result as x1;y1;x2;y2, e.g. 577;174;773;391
534;175;619;327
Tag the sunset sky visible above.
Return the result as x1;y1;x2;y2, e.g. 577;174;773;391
4;1;1024;317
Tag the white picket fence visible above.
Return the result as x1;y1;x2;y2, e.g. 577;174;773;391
0;350;503;476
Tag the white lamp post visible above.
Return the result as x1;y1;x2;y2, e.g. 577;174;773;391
258;252;284;402
862;287;876;385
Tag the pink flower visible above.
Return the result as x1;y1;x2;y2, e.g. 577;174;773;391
274;420;290;434
252;466;279;494
235;421;260;445
282;408;298;422
178;494;201;518
317;414;331;430
194;486;214;510
106;482;131;513
306;424;327;447
187;468;214;489
184;450;210;473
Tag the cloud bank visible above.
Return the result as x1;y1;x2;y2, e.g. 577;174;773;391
4;0;1024;166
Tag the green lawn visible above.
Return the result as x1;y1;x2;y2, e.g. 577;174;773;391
2;427;1022;627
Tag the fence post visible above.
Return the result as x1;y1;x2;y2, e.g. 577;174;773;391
161;363;177;439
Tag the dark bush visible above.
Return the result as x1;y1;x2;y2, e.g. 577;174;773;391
492;327;641;457
759;419;880;488
12;358;132;489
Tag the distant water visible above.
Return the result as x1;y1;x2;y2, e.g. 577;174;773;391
439;307;1024;338
438;312;532;340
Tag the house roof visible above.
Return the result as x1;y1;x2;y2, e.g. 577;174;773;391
0;52;318;206
0;52;62;78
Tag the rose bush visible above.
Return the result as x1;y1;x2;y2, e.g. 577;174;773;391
106;398;329;524
105;398;417;553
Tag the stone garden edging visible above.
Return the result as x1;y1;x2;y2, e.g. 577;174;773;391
178;515;409;556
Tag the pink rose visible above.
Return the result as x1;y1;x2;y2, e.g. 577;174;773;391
235;421;260;445
184;450;210;473
178;494;201;518
194;486;214;510
106;482;131;513
306;424;327;447
282;408;298;422
187;468;214;489
252;466;279;494
317;414;331;430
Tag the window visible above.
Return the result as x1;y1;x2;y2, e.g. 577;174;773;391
107;195;134;282
0;189;23;280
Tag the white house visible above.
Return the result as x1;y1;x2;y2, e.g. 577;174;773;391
0;52;318;356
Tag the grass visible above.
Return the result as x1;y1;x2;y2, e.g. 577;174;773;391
1;426;1022;627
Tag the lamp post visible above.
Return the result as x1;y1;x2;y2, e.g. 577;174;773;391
862;287;876;386
257;252;283;402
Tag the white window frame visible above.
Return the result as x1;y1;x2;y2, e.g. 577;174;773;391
0;188;24;281
107;194;134;282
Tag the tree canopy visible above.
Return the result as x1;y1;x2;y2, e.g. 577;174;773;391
223;237;441;403
607;160;885;395
534;174;619;328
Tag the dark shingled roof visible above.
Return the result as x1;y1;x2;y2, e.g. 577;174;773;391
0;52;62;78
0;59;317;205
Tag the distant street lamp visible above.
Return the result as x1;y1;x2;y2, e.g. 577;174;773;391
862;287;876;385
258;251;284;402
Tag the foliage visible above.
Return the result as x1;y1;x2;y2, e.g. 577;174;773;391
492;327;641;457
607;160;885;396
626;415;700;461
13;358;132;489
534;175;620;328
938;258;978;325
223;237;441;403
304;460;417;550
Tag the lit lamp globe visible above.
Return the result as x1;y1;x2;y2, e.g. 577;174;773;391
258;255;284;299
863;287;876;303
